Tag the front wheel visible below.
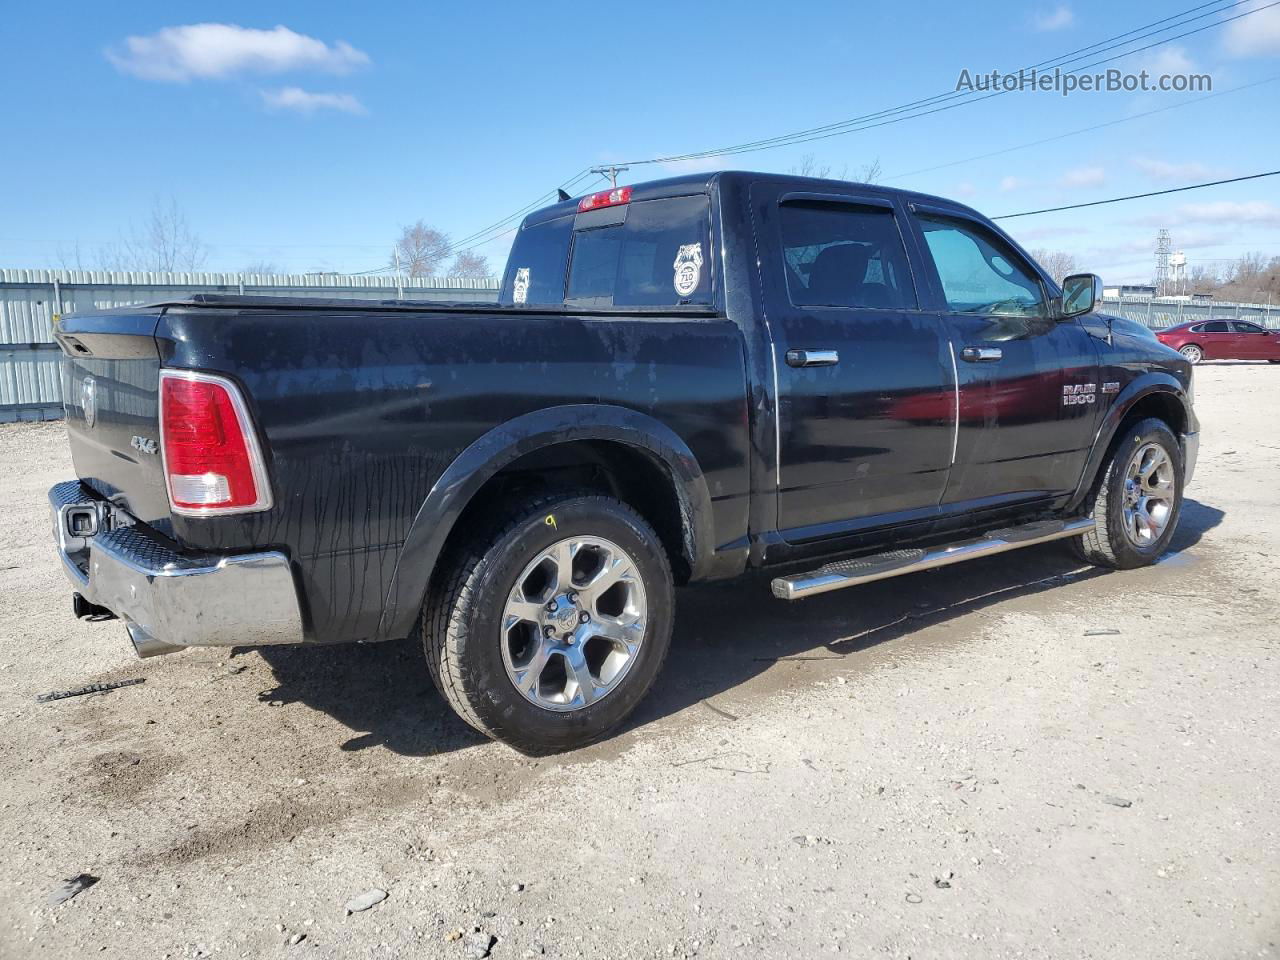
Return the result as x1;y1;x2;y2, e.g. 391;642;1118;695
1071;417;1184;569
1179;344;1203;364
422;492;674;753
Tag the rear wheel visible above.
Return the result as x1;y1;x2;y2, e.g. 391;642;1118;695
422;491;674;753
1072;417;1183;569
1179;344;1203;364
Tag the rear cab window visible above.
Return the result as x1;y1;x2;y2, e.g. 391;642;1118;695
778;201;917;310
501;195;713;309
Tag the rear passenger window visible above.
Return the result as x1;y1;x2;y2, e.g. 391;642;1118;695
566;196;712;307
1202;321;1230;332
500;214;574;307
779;202;916;310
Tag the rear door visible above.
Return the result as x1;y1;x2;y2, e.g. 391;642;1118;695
904;206;1100;506
750;184;956;538
1198;320;1235;359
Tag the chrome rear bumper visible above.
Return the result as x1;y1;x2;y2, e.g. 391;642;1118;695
49;480;304;654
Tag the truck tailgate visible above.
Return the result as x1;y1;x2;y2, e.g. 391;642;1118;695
56;310;171;529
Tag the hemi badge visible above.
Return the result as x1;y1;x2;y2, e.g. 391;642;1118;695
131;435;159;455
1102;381;1120;394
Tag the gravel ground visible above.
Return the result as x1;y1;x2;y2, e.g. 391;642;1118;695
1;363;1277;960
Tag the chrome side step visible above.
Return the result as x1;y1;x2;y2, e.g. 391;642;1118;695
771;517;1095;600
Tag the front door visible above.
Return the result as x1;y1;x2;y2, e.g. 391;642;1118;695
751;185;956;539
1232;320;1280;359
907;208;1100;505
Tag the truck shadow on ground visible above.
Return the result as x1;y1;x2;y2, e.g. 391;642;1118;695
253;498;1223;758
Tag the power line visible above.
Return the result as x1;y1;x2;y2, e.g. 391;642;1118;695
991;169;1280;219
616;0;1272;165
352;0;1275;274
887;74;1280;181
369;0;1262;274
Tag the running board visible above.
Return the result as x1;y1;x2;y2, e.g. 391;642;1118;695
771;517;1095;600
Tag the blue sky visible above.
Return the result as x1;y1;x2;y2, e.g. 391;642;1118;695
2;1;1278;283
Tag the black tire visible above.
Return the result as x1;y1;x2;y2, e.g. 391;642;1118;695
1071;417;1184;569
422;491;674;753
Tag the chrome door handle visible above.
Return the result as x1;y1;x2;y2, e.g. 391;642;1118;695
785;348;840;368
961;346;1002;362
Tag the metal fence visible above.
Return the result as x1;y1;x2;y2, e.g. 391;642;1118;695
2;272;1275;422
1101;296;1278;331
0;269;500;422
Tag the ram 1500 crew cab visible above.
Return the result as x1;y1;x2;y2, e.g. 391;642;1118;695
49;172;1198;751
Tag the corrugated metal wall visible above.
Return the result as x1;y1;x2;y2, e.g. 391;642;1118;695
4;272;1277;423
1101;296;1278;330
0;269;500;422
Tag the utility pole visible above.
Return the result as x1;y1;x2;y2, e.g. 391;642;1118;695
590;165;630;188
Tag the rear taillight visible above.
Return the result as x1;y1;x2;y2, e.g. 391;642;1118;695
578;186;632;212
159;370;272;515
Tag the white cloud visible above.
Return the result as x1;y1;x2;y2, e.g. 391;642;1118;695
999;176;1024;192
1128;201;1280;228
1173;201;1280;227
1138;45;1195;75
107;23;369;83
954;182;976;198
1033;5;1074;31
1131;157;1226;182
1059;166;1105;188
1222;2;1280;57
261;87;365;115
1014;225;1093;241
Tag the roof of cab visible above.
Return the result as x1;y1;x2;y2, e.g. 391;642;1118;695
521;170;983;228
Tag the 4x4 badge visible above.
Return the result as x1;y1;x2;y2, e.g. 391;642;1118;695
130;435;159;455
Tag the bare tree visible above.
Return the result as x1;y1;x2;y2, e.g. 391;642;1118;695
1188;264;1219;293
1030;248;1079;286
447;250;490;278
66;199;209;273
1215;252;1280;303
241;260;280;275
391;221;451;277
788;154;882;184
105;198;209;272
790;154;837;179
852;158;882;184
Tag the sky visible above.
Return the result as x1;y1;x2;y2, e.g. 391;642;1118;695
2;1;1278;284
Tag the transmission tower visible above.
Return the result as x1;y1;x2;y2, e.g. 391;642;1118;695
1154;229;1171;295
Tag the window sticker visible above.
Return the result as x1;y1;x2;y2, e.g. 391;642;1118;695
513;267;531;305
673;243;703;297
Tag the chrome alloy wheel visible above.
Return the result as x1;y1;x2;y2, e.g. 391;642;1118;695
1180;344;1203;364
1122;441;1176;547
501;536;647;712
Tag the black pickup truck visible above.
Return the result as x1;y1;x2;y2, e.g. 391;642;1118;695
49;172;1197;751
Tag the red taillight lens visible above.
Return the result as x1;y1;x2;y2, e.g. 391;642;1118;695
577;185;632;212
159;371;271;514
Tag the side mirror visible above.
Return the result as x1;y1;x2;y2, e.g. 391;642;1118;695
1059;273;1102;318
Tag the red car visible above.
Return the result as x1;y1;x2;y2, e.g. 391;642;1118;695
1156;318;1280;364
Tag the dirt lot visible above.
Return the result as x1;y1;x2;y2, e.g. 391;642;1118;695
1;363;1277;960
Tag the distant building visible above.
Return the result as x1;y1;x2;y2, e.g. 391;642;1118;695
1102;284;1157;298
